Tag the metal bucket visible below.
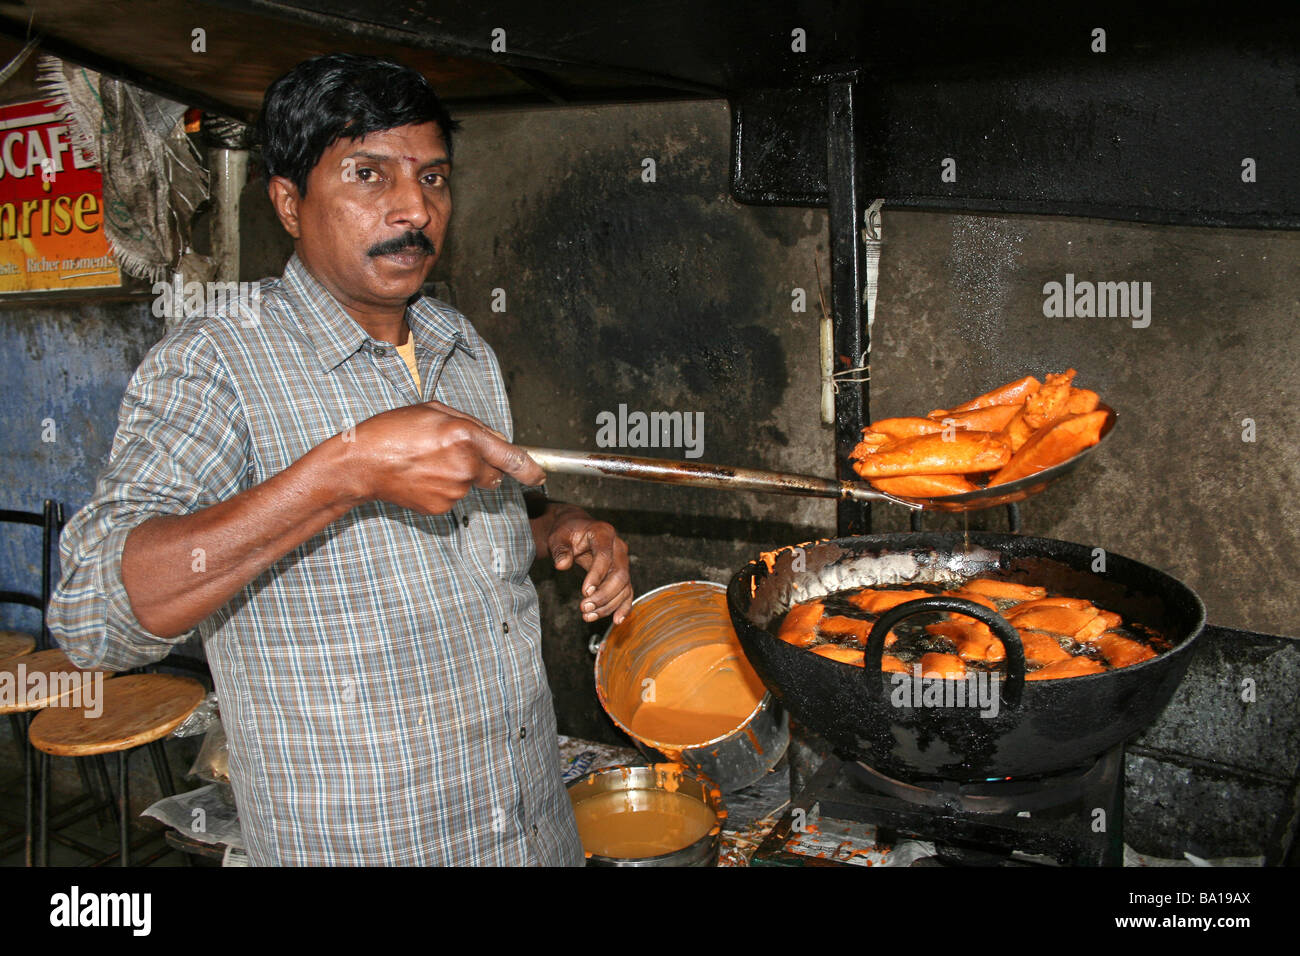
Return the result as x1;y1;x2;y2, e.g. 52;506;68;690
593;580;788;791
567;763;726;867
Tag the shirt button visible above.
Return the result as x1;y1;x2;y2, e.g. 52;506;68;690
373;344;388;356
502;621;510;635
532;824;539;836
461;514;469;527
519;726;527;739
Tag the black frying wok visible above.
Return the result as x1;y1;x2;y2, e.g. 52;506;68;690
726;532;1205;781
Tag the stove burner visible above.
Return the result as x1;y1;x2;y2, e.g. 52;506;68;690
754;745;1126;867
846;751;1117;814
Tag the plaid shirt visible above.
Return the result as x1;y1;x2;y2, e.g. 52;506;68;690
49;254;584;866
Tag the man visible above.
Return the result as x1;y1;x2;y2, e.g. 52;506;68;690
48;53;633;865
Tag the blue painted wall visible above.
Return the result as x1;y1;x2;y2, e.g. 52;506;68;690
0;298;163;636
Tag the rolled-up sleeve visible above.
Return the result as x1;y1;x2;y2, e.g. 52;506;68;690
49;325;250;670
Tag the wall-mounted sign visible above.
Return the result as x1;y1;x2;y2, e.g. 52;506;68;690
0;97;122;293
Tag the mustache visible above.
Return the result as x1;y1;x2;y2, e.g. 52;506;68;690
367;231;436;258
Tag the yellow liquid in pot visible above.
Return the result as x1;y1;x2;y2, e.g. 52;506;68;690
572;789;717;858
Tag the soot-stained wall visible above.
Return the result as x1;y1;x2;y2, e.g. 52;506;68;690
437;100;1300;743
2;96;1296;749
867;212;1300;638
434;101;835;742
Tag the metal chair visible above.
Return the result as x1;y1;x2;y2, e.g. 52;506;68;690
0;499;61;648
0;500;114;865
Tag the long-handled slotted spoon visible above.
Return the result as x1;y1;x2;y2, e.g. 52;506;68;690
521;403;1115;513
519;447;924;509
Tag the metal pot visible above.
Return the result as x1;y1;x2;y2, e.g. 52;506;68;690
726;532;1206;781
594;581;789;790
567;763;726;867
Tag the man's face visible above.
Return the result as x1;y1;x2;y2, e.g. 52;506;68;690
269;122;452;319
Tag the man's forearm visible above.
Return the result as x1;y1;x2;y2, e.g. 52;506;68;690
121;436;360;638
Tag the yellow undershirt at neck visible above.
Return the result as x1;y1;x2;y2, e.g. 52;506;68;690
395;335;420;392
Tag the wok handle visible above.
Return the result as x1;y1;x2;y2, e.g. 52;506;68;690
863;597;1026;710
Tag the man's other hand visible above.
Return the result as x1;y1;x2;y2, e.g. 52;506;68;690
545;507;633;625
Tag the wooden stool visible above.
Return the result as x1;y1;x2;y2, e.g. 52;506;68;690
0;649;114;866
0;631;36;663
30;674;205;866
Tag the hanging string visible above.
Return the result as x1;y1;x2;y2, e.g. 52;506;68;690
0;34;41;86
818;200;883;400
832;351;871;391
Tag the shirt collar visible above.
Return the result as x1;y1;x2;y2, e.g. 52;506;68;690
407;296;478;360
281;253;475;371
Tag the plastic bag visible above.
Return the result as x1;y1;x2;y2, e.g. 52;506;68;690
187;719;230;784
172;691;220;737
143;783;243;849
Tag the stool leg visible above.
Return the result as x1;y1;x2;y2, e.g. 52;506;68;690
9;713;25;763
118;749;131;867
74;757;109;829
25;746;33;867
147;740;176;796
146;740;190;867
33;723;45;868
95;755;119;829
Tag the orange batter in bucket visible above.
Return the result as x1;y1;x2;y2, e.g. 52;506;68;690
627;641;767;748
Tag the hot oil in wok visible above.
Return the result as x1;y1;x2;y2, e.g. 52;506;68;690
777;580;1170;680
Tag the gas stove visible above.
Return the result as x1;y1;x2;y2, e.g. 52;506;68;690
753;744;1124;867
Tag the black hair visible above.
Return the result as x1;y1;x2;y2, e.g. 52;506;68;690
257;53;460;196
